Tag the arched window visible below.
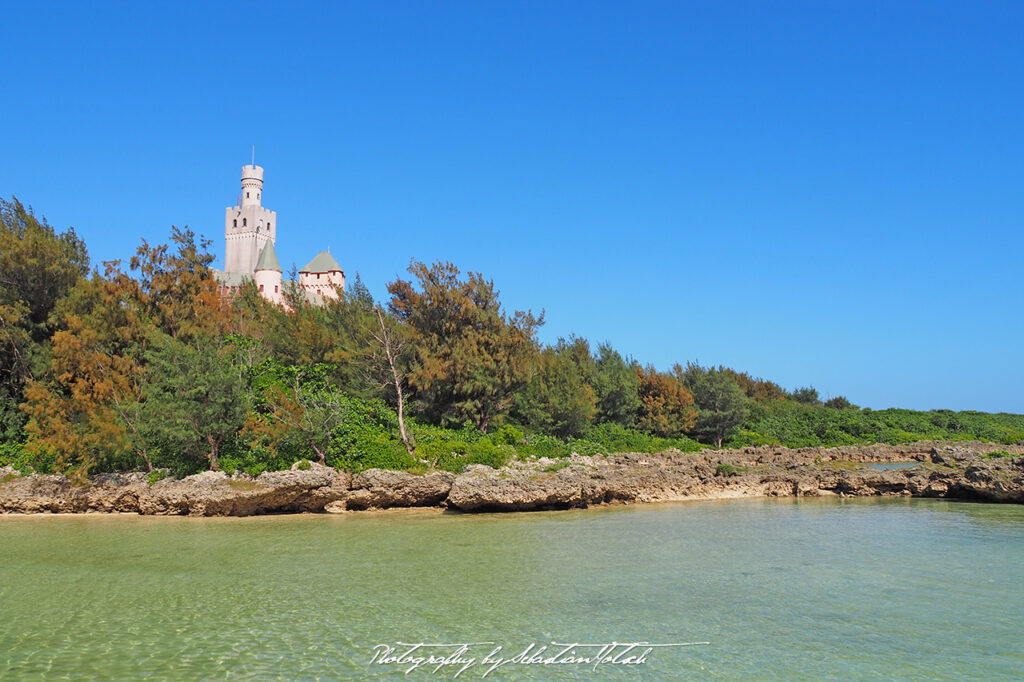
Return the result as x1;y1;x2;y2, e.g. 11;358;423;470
267;222;271;230
259;284;264;292
317;289;322;295
233;219;237;227
246;192;250;198
243;218;247;226
274;285;278;293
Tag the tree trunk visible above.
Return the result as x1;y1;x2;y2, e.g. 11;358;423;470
136;448;154;473
377;307;415;456
207;435;220;471
311;442;326;464
395;387;415;456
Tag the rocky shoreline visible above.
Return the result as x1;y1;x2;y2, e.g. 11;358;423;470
1;440;1022;516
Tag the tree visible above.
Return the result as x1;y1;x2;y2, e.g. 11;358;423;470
791;386;821;405
721;367;787;402
129;226;227;342
21;265;152;478
635;365;697;437
21;227;230;476
591;343;641;427
365;306;415;455
242;274;378;395
0;198;89;335
513;337;597;438
388;260;543;432
0;197;89;439
675;362;751;447
824;395;856;409
139;335;248;471
259;364;349;463
346;271;375;309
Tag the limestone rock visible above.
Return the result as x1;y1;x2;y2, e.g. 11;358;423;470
2;441;1022;516
345;469;454;510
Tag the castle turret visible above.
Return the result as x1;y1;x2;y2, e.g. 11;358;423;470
254;241;283;304
240;164;263;207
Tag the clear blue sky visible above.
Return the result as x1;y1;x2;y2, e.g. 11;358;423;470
2;1;1021;413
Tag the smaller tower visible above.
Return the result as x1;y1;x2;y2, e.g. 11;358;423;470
240;164;263;208
253;242;283;305
299;251;346;301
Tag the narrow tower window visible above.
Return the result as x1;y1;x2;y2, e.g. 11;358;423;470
243;218;247;226
246;192;250;198
233;219;237;227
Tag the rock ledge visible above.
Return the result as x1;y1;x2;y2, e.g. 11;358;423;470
1;441;1021;516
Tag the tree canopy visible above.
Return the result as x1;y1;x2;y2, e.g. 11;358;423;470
675;362;751;447
388;260;543;432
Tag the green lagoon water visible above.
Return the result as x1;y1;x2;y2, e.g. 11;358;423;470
1;498;1023;680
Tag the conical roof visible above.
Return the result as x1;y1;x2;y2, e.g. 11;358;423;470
300;250;342;273
255;241;282;272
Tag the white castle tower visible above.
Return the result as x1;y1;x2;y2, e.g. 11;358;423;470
224;164;277;275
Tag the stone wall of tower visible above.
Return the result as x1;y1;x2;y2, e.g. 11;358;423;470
254;268;284;305
299;270;346;300
224;165;278;275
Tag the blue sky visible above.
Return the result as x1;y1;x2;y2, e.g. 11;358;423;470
2;1;1021;412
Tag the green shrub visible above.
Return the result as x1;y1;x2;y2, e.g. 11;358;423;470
145;470;170;485
516;433;572;459
295;459;312;470
0;441;54;475
725;430;782;448
737;404;1024;449
465;440;515;469
578;422;704;454
330;431;417;472
216;437;274;477
543;460;571;473
715;463;747;477
565;438;606;456
490;424;525;447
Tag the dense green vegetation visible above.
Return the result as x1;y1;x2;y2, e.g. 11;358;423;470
1;196;1021;479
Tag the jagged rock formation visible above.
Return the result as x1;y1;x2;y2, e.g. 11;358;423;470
1;441;1021;516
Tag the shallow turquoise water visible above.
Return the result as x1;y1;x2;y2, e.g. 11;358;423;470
1;498;1022;680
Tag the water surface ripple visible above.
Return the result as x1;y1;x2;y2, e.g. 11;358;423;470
1;498;1022;680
